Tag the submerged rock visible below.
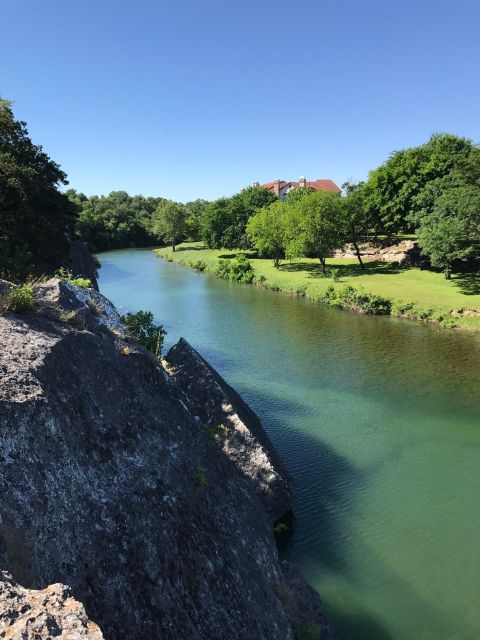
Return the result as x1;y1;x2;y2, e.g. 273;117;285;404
0;279;333;639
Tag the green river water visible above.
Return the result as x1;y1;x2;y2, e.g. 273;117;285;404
97;248;480;640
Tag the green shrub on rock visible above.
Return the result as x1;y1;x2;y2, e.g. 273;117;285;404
123;310;166;357
7;284;35;313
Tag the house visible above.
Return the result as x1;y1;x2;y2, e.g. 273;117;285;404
256;177;341;200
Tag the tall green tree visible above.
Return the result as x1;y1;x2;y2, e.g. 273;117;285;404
152;200;187;251
202;186;276;249
185;198;209;240
417;186;480;278
361;133;480;235
0;98;77;279
285;191;346;274
342;181;372;270
247;200;288;268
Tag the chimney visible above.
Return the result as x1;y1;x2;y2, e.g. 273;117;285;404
273;178;281;197
299;176;307;188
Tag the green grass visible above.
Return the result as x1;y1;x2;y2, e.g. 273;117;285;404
156;243;480;331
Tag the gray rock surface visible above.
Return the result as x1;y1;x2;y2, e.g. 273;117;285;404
0;571;104;639
166;338;292;523
0;279;333;640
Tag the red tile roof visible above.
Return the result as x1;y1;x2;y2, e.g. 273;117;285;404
259;179;341;193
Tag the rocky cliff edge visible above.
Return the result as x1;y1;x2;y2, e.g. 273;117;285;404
0;279;333;639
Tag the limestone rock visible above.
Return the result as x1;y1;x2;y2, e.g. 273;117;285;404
0;571;103;639
0;283;332;639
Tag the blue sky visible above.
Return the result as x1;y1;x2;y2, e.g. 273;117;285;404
2;0;480;202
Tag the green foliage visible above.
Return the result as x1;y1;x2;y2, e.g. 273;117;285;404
7;284;35;313
321;285;392;315
55;267;92;288
273;522;289;535
190;259;207;271
151;200;187;251
329;267;340;282
0;98;77;278
247;200;288;268
361;133;480;235
193;466;208;487
204;423;229;440
185;199;209;241
215;254;255;283
416;186;480;278
285;191;346;273
69;189;162;252
0;241;33;282
202;186;276;249
122;310;166;357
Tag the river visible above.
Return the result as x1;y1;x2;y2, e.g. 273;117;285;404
97;247;480;640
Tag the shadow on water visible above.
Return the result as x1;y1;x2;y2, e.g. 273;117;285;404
278;261;405;279
326;606;395;640
98;261;136;281
452;270;480;296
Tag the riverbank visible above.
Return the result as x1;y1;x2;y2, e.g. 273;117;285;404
156;242;480;332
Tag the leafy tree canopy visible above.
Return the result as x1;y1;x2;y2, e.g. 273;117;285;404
417;185;480;278
247;200;289;268
285;191;346;273
151;200;187;251
0;98;77;279
361;133;480;234
202;186;276;249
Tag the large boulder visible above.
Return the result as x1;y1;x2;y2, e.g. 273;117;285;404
0;282;332;639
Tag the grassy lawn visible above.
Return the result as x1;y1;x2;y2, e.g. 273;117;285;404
156;242;480;331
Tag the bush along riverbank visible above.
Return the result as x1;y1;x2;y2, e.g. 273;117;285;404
156;243;480;332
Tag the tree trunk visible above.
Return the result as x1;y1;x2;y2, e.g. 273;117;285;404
319;256;326;275
172;240;176;252
351;225;365;271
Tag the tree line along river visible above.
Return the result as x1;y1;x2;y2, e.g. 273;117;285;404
97;247;480;640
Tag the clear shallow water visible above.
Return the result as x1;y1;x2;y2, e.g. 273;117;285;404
97;248;480;640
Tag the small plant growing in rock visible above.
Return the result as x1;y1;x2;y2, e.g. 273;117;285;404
121;345;133;356
57;309;77;323
55;267;92;288
123;310;166;357
7;284;35;313
204;423;229;440
194;466;208;487
273;522;289;535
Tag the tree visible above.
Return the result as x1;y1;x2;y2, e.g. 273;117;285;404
185;199;209;241
152;200;187;251
285;191;346;274
201;186;276;249
247;200;288;268
286;186;314;204
342;181;372;270
0;98;78;279
361;133;480;236
70;190;163;251
417;186;480;278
